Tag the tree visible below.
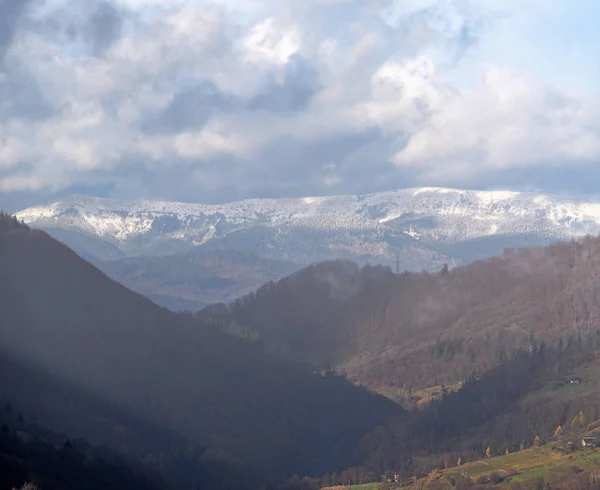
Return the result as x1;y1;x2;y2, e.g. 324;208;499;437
585;407;597;423
520;442;525;451
457;457;462;466
572;411;588;429
554;425;562;438
485;447;492;459
505;448;510;456
534;435;541;447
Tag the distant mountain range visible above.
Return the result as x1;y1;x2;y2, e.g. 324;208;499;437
16;187;600;310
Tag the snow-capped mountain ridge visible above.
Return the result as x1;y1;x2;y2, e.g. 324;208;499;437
16;187;600;269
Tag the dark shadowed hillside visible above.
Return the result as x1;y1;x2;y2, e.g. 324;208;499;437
0;400;165;490
0;347;270;490
200;236;600;400
0;214;401;483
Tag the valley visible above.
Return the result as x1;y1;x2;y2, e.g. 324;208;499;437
6;211;600;489
0;214;400;487
1;1;592;488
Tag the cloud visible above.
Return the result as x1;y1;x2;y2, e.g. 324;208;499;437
393;64;600;174
0;0;599;211
87;1;125;55
143;80;239;133
248;54;320;113
0;0;34;63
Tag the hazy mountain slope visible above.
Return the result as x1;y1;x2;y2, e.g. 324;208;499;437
92;250;300;312
0;347;191;457
44;227;126;261
18;187;600;271
0;348;267;490
0;219;401;479
202;236;600;402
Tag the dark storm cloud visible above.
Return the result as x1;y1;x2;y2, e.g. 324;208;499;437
0;0;33;62
248;54;320;113
242;127;409;198
59;129;404;206
27;0;125;57
87;1;124;56
0;62;54;120
465;162;600;200
93;153;246;205
143;81;240;134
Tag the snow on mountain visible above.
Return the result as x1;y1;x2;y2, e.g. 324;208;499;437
16;187;600;269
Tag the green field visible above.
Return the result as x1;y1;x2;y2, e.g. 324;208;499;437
324;446;600;490
321;484;382;490
521;363;600;403
445;445;600;486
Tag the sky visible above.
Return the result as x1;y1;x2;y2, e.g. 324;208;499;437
0;0;599;211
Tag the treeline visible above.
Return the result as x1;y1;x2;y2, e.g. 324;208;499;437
276;333;600;488
0;212;28;232
198;235;600;395
367;332;600;474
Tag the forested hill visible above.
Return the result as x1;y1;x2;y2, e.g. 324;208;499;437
0;401;164;490
200;235;600;397
0;213;401;484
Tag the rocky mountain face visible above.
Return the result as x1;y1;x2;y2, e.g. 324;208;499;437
16;187;600;310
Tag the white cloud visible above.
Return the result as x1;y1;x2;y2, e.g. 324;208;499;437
174;123;251;159
394;64;600;174
0;136;25;169
242;17;300;65
0;174;46;192
0;0;599;206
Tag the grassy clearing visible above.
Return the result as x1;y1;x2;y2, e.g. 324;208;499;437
445;445;600;486
376;381;463;407
321;447;600;489
321;484;382;490
521;361;600;404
